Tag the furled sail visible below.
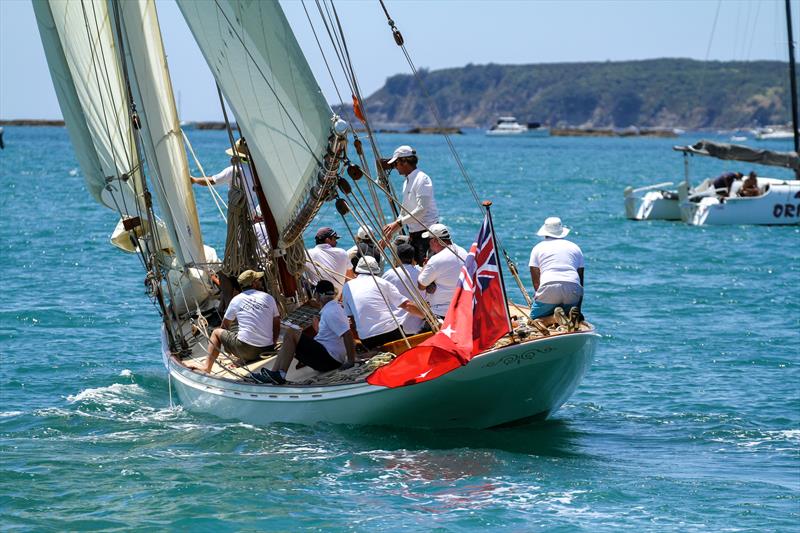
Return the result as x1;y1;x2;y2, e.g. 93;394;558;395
112;0;206;267
32;0;143;216
177;0;338;244
674;141;800;172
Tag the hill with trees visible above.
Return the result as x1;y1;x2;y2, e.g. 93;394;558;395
342;59;795;130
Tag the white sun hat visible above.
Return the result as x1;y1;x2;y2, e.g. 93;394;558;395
387;145;416;164
354;255;382;275
421;223;451;240
537;217;570;239
356;225;373;241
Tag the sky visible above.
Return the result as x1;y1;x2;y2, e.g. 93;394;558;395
0;0;796;121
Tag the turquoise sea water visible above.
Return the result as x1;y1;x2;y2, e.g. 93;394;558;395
1;126;798;531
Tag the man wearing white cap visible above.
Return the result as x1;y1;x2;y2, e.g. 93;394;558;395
529;217;584;325
342;256;424;349
381;145;439;264
190;137;260;220
417;224;468;318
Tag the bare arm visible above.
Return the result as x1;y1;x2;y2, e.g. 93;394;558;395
272;316;281;345
342;330;357;363
191;176;214;186
220;318;233;330
400;300;424;318
530;266;541;291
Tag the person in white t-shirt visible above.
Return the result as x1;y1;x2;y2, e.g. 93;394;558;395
528;217;585;325
382;243;428;334
259;280;357;385
304;227;354;290
417;224;468;318
381;145;440;264
343;256;424;349
193;269;281;373
190;138;260;220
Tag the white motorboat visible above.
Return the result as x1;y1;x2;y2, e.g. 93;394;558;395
35;0;597;428
674;141;800;226
623;182;681;221
753;126;795;141
486;116;549;137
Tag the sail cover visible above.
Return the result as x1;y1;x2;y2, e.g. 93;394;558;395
177;0;335;239
674;140;800;172
112;0;206;266
32;0;143;215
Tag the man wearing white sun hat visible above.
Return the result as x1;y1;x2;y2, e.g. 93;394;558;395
528;217;585;325
381;145;439;264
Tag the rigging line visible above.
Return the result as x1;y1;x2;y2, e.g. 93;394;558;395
328;1;399;220
116;11;205;273
301;0;346;106
78;0;136;220
745;0;762;61
342;195;438;328
81;1;133;178
181;128;228;220
317;0;357;95
375;0;481;209
705;0;722;61
337;215;413;348
211;0;322;166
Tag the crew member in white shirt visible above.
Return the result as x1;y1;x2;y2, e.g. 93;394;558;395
416;224;468;319
343;256;424;349
381;145;439;264
190;138;260;220
528;217;585;325
260;280;357;385
304;226;354;290
382;243;427;334
194;269;281;373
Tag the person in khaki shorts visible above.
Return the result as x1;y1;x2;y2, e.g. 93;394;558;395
193;270;281;373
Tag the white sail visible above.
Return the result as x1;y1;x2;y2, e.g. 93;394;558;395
177;0;336;241
32;0;142;216
112;0;206;267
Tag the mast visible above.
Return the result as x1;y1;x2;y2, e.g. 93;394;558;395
785;0;799;155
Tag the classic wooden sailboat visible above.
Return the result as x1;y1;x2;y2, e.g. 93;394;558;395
34;0;598;429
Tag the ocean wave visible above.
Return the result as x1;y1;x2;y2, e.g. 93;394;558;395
67;382;146;406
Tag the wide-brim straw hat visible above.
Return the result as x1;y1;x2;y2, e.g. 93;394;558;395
225;138;249;158
537;217;570;239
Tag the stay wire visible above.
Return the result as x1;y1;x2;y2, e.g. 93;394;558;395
79;1;137;223
301;0;346;106
211;0;322;166
378;0;531;303
328;0;399;221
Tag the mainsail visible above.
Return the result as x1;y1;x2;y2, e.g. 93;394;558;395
32;0;143;216
112;0;206;267
177;0;337;244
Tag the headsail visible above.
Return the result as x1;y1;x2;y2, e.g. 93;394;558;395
32;0;143;216
177;0;339;245
112;0;206;267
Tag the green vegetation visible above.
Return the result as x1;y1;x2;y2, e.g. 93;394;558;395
346;59;795;129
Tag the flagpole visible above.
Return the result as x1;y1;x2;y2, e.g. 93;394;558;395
482;201;514;335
